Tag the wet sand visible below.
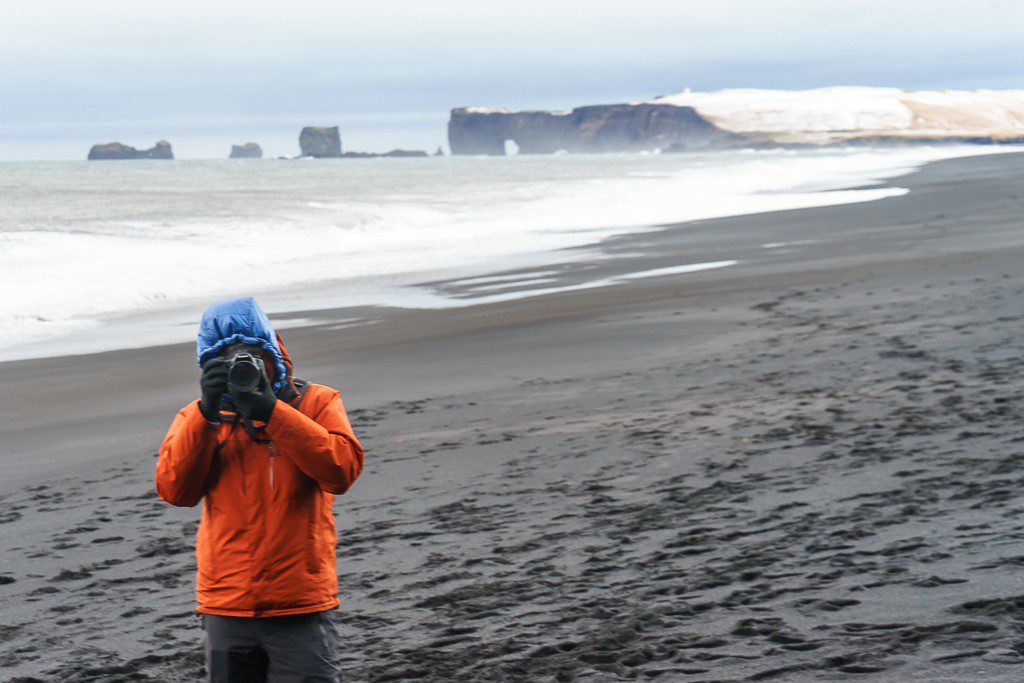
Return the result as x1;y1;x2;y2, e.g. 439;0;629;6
2;152;1024;680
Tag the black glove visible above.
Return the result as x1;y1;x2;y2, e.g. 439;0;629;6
198;358;229;422
231;366;278;423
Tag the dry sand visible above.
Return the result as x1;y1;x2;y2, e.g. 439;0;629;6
2;152;1024;680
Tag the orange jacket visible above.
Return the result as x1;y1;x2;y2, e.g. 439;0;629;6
155;339;364;617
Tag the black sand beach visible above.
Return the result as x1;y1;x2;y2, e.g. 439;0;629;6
2;152;1024;680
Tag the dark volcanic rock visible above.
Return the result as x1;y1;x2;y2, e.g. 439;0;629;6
87;140;173;160
339;149;430;158
229;142;262;159
843;134;1024;147
382;149;429;158
299;126;342;157
448;104;748;155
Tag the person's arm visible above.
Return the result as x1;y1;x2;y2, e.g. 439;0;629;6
265;390;364;495
155;400;220;507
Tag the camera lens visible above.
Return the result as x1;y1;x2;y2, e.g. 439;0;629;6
228;357;261;392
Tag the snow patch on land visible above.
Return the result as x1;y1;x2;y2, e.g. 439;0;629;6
650;87;1024;143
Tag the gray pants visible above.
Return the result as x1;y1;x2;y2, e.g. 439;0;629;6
201;610;341;682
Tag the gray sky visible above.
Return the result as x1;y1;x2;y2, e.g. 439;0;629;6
1;0;1022;159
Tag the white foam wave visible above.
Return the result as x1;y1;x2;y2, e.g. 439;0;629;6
0;145;1018;358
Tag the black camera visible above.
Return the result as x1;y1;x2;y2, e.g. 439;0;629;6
227;352;265;393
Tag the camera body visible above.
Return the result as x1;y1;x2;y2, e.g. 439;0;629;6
227;352;266;393
215;347;270;422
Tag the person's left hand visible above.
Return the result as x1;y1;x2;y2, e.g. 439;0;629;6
232;366;278;423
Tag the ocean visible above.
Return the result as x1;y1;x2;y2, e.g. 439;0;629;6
0;145;1017;361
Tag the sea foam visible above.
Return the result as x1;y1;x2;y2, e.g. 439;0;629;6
0;145;1018;360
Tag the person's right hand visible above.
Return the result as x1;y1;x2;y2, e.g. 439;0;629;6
198;358;229;422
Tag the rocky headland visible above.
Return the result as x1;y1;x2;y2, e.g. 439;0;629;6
87;140;174;160
450;87;1024;154
449;104;745;155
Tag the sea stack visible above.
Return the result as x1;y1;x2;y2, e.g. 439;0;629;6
87;140;174;160
229;142;262;159
299;127;342;157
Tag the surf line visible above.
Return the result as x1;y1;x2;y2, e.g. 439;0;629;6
450;260;740;305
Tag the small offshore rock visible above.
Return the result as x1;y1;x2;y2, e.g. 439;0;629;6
229;142;262;159
87;140;174;160
339;149;430;158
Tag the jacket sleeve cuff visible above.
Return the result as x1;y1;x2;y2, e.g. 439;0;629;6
186;399;222;430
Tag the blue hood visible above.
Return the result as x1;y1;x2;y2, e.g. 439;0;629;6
196;296;288;394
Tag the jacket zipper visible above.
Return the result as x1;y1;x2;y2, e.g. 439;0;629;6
268;441;275;490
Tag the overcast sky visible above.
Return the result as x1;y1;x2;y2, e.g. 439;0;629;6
1;0;1021;159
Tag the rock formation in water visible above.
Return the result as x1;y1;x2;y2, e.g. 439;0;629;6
336;149;430;158
87;140;174;160
434;146;445;156
229;142;262;159
448;104;748;155
381;149;429;157
299;127;342;157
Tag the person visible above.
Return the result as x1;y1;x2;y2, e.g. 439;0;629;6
155;296;365;682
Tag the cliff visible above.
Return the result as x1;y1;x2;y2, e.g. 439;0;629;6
229;142;262;159
299;127;342;157
450;88;1024;154
652;87;1024;146
448;104;748;155
87;140;173;160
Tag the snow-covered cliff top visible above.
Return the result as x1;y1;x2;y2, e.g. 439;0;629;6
649;87;1024;143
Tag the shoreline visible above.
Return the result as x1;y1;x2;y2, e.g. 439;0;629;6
4;145;1017;364
2;151;1024;496
3;150;1024;679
